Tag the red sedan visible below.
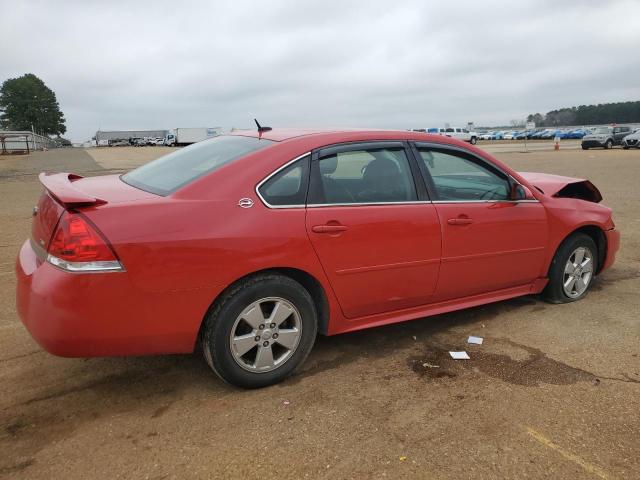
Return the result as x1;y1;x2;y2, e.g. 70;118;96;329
16;128;619;388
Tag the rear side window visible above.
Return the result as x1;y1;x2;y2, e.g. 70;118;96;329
258;155;309;207
122;135;273;195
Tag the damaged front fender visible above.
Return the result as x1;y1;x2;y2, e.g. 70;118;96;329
518;172;602;203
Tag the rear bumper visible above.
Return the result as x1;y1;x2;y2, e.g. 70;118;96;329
15;240;208;357
601;228;620;273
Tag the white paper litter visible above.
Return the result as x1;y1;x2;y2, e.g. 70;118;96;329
467;336;484;345
449;351;470;360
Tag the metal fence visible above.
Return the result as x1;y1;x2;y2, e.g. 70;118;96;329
0;131;56;154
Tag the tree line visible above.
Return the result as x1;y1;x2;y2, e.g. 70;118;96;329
527;100;640;127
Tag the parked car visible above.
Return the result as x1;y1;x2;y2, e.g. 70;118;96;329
438;127;479;145
514;131;529;140
622;130;640;149
566;129;587;139
16;129;620;388
108;140;129;147
581;126;632;149
479;131;495;140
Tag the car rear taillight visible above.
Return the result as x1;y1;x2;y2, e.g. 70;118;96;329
46;212;123;272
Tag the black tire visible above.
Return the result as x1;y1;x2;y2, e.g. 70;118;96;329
623;146;629;150
543;233;598;304
582;145;589;150
605;139;613;149
201;274;317;388
470;137;477;145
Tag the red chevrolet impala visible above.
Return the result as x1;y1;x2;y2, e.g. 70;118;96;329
16;128;619;388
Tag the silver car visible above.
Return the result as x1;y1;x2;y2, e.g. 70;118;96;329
622;129;640;149
581;126;632;149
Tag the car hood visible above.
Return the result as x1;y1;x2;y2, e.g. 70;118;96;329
518;172;602;203
623;132;640;140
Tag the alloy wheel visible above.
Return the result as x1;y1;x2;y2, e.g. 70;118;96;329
229;297;302;373
562;247;594;298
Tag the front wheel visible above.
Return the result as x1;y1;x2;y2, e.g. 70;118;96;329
470;137;477;145
201;274;317;388
582;145;589;150
543;233;597;304
605;139;613;149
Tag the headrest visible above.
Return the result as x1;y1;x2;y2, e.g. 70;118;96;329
320;155;338;175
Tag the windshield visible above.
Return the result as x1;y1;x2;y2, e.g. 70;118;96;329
593;127;611;134
122;135;274;195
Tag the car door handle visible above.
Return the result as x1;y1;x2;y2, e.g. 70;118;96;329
312;224;348;233
447;218;474;225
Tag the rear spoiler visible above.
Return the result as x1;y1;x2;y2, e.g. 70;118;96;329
39;172;106;206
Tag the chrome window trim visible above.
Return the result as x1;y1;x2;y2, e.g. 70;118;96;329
431;199;540;204
255;152;311;209
255;149;541;209
307;201;432;208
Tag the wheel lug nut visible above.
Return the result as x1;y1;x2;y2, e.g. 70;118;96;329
270;323;276;328
263;341;269;347
273;333;279;339
259;324;265;330
255;336;261;341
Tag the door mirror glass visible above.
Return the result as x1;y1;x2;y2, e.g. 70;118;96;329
511;184;527;200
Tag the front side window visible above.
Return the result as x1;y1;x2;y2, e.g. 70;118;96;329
123;135;274;195
258;156;309;207
418;149;510;201
311;148;417;204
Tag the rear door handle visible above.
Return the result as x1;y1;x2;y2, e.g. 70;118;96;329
312;224;348;233
447;218;474;225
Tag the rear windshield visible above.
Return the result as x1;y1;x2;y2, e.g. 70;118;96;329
122;135;274;195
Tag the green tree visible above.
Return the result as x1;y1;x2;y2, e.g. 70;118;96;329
0;73;66;135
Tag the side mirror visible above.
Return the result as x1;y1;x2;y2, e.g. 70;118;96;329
510;183;527;201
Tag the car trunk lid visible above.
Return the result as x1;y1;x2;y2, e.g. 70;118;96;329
32;172;158;255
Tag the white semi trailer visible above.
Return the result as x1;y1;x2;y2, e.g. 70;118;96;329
164;127;222;146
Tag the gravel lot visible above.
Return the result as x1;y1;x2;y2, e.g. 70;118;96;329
1;144;639;479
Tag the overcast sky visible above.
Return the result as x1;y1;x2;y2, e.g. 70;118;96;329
2;0;640;141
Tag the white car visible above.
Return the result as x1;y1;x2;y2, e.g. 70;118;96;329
438;127;478;145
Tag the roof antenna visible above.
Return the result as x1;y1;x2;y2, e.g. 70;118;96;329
254;118;272;133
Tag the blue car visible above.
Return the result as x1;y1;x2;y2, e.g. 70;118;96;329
530;130;546;139
567;129;587;139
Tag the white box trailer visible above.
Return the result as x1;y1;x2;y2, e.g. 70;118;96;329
165;127;222;146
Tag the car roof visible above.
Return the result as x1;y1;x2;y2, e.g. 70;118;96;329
227;127;463;145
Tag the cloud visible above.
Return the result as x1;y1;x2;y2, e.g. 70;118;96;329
1;0;639;141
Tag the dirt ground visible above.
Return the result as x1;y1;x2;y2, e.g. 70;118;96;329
1;144;639;479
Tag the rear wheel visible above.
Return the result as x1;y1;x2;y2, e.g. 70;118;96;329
201;274;317;388
582;145;589;150
543;233;597;304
